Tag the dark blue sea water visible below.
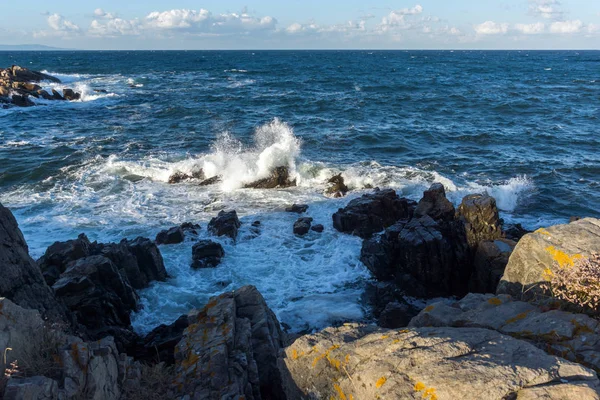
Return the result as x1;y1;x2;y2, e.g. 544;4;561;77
1;50;599;332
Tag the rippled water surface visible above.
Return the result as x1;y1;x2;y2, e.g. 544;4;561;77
1;50;598;333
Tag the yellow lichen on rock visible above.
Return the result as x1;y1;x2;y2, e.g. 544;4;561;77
487;297;503;305
333;383;348;400
375;376;387;388
414;381;438;400
545;246;583;268
424;305;435;312
505;311;532;325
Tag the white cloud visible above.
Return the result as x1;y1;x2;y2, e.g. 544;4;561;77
474;21;509;35
529;0;564;20
550;19;583;33
35;13;81;37
514;22;545;34
381;4;423;28
144;9;276;32
146;9;211;29
94;8;116;19
89;18;140;37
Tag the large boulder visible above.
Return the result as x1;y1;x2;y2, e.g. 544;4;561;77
132;315;189;365
285;323;600;400
208;210;241;240
38;233;92;286
155;222;199;245
325;174;349;198
0;203;69;323
469;239;516;293
110;237;168;289
497;218;600;300
409;293;600;374
360;215;470;298
52;255;139;341
414;183;455;222
7;65;61;83
332;189;416;238
11;94;34;107
457;193;503;248
173;286;288;400
191;240;224;269
244;166;296;189
293;217;313;236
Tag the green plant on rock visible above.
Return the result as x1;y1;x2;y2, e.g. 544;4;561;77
549;253;600;316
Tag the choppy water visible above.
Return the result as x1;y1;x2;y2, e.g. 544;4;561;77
0;50;598;333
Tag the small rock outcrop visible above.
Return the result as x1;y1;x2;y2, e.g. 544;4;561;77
199;175;222;186
37;233;92;286
168;169;205;184
293;217;313;235
285;322;600;400
0;203;69;323
497;218;600;300
414;183;455;222
457;193;503;248
410;293;600;373
325;174;349;198
173;286;288;399
244;166;296;189
1;66;81;107
208;210;241;240
285;204;308;213
332;189;416;238
191;240;225;269
311;224;324;233
155;222;200;245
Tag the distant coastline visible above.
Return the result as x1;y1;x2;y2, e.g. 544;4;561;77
0;44;72;51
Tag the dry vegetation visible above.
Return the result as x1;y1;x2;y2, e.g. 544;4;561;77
549;253;600;316
123;362;175;400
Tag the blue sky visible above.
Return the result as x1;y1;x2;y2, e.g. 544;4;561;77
1;1;599;49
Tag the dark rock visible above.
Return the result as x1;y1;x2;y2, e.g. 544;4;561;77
173;285;288;399
168;171;191;184
469;239;516;294
311;224;324;233
362;281;406;318
457;194;503;248
0;202;70;323
285;204;308;213
8;65;61;83
570;216;582;223
93;89;108;93
51;89;64;100
62;88;81;101
11;94;34;107
37;89;53;100
52;255;139;340
180;222;200;232
252;221;261;227
378;301;415;329
120;237;168;286
360;215;470;298
293;217;313;235
504;223;531;242
414;183;455;222
155;226;185;245
325;173;349;198
191;240;225;269
133;315;189;365
19;82;41;92
208;210;241;240
332;189;416;238
199;175;221;186
37;233;92;286
244;166;296;189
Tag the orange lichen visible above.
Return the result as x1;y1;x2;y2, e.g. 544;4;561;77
536;228;551;236
392;339;400;344
414;382;426;391
545;246;583;268
398;329;410;334
333;383;347;400
505;310;532;325
414;382;437;400
424;305;435;312
380;335;389;339
375;377;387;388
181;351;200;369
292;349;299;360
487;297;502;305
543;268;554;281
312;345;340;368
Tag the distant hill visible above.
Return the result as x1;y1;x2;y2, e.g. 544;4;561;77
0;44;71;51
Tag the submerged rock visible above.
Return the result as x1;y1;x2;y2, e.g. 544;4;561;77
332;188;416;238
285;204;308;213
155;222;199;245
244;166;296;189
497;218;600;300
208;210;241;240
311;224;324;233
285;323;600;400
199;175;221;186
62;88;81;101
293;217;313;235
173;285;288;399
191;240;225;269
325;173;349;198
168;169;205;184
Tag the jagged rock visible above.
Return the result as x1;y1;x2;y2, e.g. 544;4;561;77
469;239;516;293
168;169;204;184
191;240;224;269
311;224;324;233
497;218;600;300
504;222;531;242
244;166;296;189
37;89;53;100
5;65;61;83
362;281;407;319
38;233;92;286
409;293;600;374
284;323;600;400
118;237;168;288
208;210;241;240
414;182;455;222
332;189;416;238
62;88;81;101
11;94;34;107
378;301;415;328
457;193;503;248
173;286;288;399
325;174;349;198
4;376;59;400
0;85;9;97
133;315;189;365
360;215;470;298
0;203;69;323
155;222;199;245
293;217;313;236
285;204;308;213
52;255;139;340
51;89;64;100
199;175;221;186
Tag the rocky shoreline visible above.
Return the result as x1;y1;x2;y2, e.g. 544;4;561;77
0;66;82;107
1;173;600;399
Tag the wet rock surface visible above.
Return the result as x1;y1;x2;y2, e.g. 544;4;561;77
208;210;241;240
244;166;296;189
191;240;225;269
293;217;313;235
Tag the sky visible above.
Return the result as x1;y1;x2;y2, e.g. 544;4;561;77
0;1;599;50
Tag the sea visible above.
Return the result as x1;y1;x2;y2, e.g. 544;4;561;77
0;50;598;334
